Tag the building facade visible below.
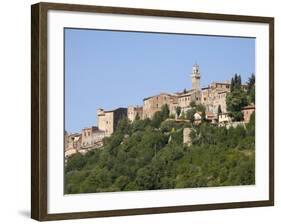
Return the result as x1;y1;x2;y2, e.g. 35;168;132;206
191;63;200;90
65;63;251;157
97;107;128;136
65;132;81;157
142;93;175;119
242;104;255;123
200;82;231;114
127;106;143;122
218;113;232;124
139;64;240;120
81;126;105;149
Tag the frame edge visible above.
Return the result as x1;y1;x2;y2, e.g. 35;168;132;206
31;3;48;221
31;3;40;221
30;2;275;221
268;18;274;205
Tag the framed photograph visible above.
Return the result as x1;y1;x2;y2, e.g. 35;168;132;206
31;2;274;221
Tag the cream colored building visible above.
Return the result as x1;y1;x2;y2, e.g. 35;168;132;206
218;113;232;124
200;82;230;114
65;132;81;157
176;89;201;114
191;63;201;90
127;106;143;122
65;64;251;157
97;107;127;136
141;64;237;120
65;126;106;157
81;126;105;149
143;93;175;119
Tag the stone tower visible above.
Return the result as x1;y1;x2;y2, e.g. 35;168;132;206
191;63;201;90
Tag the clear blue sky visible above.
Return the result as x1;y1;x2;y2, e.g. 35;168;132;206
65;28;255;133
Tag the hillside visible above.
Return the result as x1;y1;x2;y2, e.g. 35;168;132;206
65;109;255;194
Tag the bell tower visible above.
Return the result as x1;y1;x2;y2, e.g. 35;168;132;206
191;63;201;90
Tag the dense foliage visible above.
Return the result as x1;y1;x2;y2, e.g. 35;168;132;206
65;106;255;194
226;74;255;121
247;73;255;104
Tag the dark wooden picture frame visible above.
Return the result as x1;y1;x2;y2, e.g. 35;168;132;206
31;2;274;221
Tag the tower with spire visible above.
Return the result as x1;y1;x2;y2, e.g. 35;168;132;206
191;63;201;90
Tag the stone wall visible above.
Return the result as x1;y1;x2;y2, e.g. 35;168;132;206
97;108;127;135
143;93;173;119
97;109;114;136
183;128;192;146
127;106;143;122
242;105;255;123
113;108;128;131
65;133;81;157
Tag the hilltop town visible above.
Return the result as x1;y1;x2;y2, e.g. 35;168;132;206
65;64;255;157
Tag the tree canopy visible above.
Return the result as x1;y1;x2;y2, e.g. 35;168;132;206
227;74;254;121
65;106;255;194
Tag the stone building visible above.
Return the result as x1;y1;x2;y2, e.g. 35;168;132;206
127;106;143;122
97;107;127;136
175;65;232;116
64;64;252;157
140;64;240;120
205;111;217;124
172;63;202;115
176;89;201;114
81;126;105;150
191;63;201;90
65;132;81;157
242;104;255;123
200;82;231;114
218;113;232;124
142;93;175;119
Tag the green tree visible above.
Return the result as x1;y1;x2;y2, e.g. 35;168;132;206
135;112;140;120
195;104;206;113
231;73;242;91
175;106;181;118
246;112;255;137
65;153;87;173
65;109;255;194
135;166;155;190
190;101;196;108
161;104;170;120
116;117;130;134
247;73;255;91
226;89;248;121
230;77;234;92
247;74;255;104
151;104;170;128
151;111;163;128
186;108;196;124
